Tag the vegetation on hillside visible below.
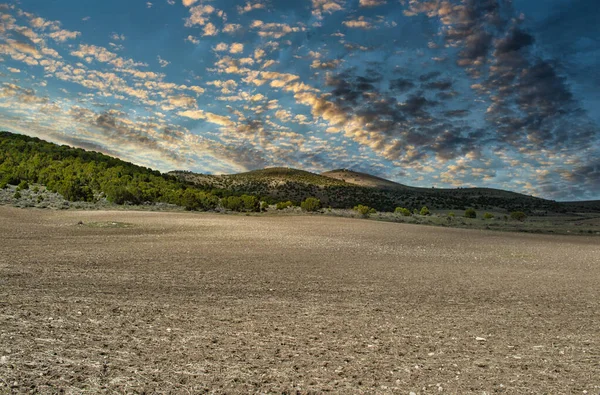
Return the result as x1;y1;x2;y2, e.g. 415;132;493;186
0;131;253;211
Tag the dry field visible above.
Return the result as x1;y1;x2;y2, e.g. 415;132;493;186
0;207;598;394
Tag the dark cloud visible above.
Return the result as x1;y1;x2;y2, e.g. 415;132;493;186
423;80;452;90
389;78;415;92
495;27;535;54
419;71;441;81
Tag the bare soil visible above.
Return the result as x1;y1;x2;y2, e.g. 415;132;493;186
0;207;598;394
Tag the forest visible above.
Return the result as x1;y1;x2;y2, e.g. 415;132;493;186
0;132;242;211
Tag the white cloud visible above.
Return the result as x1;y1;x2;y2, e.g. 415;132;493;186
230;43;244;54
157;56;170;67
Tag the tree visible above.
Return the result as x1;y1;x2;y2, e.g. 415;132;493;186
301;197;321;212
354;204;371;217
276;201;293;210
420;206;430;216
395;207;411;216
483;212;494;219
465;208;477;218
510;211;527;221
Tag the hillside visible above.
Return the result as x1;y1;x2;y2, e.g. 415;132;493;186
0;131;219;210
172;167;565;213
322;169;411;189
0;131;586;214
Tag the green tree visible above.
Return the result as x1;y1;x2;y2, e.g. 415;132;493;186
354;204;371;217
510;211;527;221
395;207;411;216
465;208;477;218
301;197;321;212
276;201;294;210
420;206;430;216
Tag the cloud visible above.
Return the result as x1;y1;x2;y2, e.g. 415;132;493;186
311;0;344;18
342;17;373;30
359;0;386;6
157;56;170;67
203;22;218;36
177;109;235;127
185;4;215;27
185;35;200;44
47;29;81;42
230;43;244;54
237;1;266;14
250;21;306;39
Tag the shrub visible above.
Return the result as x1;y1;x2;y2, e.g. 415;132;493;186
241;194;260;212
420;206;430;216
354;204;371;217
301;197;321;212
221;195;242;211
276;200;294;210
32;186;40;193
510;211;527;221
483;212;494;219
448;212;455;217
221;195;260;212
395;207;411;216
0;180;7;189
260;201;269;211
181;188;219;211
13;191;21;199
369;208;377;214
18;180;29;190
465;208;477;218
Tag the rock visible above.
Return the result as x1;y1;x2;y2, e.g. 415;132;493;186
476;337;486;341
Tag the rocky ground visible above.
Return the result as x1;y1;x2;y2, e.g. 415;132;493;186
0;207;598;393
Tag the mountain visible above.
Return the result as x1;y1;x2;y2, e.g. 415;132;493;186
171;167;564;213
0;131;587;214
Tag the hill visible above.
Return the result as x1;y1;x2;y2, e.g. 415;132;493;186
0;131;583;214
0;131;219;210
321;169;411;189
172;167;564;213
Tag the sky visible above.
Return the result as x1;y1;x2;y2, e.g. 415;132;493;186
0;0;598;201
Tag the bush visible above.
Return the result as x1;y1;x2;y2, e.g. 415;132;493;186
221;196;243;212
276;200;294;210
448;212;455;217
13;191;21;199
241;194;260;212
354;204;371;217
465;208;477;218
369;208;377;214
510;211;527;221
181;188;219;211
395;207;411;216
301;197;321;212
18;180;29;190
260;201;269;211
483;212;494;219
0;180;8;189
420;206;430;216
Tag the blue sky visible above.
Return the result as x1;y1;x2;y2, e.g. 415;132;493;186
0;0;598;200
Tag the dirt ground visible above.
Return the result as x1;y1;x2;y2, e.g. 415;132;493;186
0;207;598;394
